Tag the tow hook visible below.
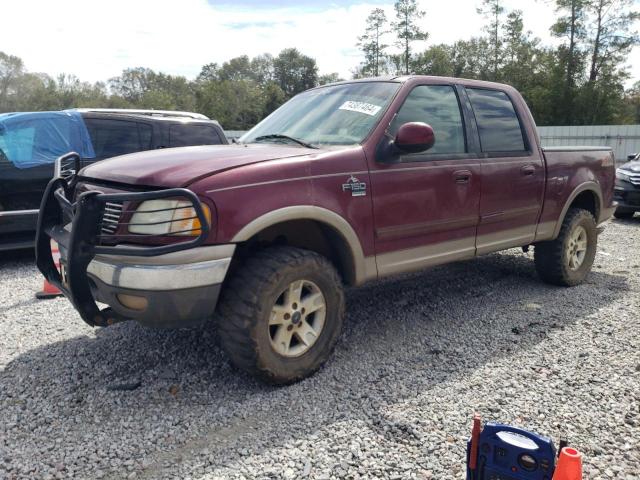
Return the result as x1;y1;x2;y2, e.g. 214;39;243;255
95;308;128;327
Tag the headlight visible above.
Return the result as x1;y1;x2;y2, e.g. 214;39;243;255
616;170;631;182
128;200;211;236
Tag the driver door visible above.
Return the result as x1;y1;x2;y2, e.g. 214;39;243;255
367;84;482;277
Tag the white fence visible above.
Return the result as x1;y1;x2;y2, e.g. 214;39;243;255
225;130;247;141
538;125;640;164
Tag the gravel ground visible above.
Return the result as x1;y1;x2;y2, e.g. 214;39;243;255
0;218;638;480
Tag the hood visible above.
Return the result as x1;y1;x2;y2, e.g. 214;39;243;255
79;144;316;187
619;160;640;173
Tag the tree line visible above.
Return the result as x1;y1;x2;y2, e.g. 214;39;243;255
1;0;639;129
355;0;640;126
0;48;340;130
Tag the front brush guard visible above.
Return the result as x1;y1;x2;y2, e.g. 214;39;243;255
35;174;210;327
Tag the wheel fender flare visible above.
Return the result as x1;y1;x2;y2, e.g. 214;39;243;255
552;182;602;238
231;205;370;284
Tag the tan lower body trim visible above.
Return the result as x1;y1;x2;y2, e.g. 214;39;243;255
375;224;547;279
362;256;378;283
476;226;536;255
365;221;566;281
376;237;475;278
534;221;557;242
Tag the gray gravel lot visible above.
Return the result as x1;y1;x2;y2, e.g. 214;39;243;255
1;218;639;480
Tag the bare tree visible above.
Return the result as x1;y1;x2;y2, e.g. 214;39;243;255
392;0;428;75
477;0;506;81
357;8;389;76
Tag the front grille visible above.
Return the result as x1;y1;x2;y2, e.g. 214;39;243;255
627;173;640;186
47;183;208;258
101;202;123;235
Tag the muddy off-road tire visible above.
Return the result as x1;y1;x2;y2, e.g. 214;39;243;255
613;208;635;219
534;208;597;287
216;247;345;385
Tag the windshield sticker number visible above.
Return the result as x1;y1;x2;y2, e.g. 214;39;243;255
339;101;382;116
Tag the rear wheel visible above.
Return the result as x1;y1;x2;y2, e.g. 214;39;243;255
216;247;345;384
613;208;635;219
534;208;597;286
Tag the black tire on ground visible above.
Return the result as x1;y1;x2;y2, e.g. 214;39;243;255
216;247;345;385
534;208;597;287
613;208;635;219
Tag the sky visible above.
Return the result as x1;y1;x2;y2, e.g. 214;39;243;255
2;0;639;86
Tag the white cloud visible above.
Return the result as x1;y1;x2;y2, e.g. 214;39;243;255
2;0;638;86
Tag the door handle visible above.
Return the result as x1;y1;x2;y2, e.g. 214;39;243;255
521;165;536;176
453;169;472;184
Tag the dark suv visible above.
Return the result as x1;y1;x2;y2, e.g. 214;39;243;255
0;109;227;250
613;153;640;219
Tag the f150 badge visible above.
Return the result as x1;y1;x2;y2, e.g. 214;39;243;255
342;175;367;197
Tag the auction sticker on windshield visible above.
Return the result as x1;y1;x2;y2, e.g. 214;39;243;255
339;101;382;116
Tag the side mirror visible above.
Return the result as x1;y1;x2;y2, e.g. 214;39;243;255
628;153;639;161
395;122;435;154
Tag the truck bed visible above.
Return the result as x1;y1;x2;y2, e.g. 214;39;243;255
536;146;616;240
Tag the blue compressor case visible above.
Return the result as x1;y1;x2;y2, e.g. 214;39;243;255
466;423;557;480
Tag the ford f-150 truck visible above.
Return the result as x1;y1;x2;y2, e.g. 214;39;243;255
36;76;616;384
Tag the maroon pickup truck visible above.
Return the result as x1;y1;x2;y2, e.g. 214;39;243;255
37;76;616;384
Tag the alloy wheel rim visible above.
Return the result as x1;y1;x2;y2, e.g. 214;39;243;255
566;225;588;271
268;279;326;357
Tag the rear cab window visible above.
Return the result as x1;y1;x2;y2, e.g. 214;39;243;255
168;124;222;147
465;88;528;155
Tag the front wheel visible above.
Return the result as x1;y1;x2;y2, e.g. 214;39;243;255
216;247;345;385
534;208;597;286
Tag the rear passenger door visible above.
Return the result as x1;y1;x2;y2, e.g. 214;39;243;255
465;88;545;254
83;117;154;160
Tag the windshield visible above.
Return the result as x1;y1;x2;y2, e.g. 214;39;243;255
240;82;400;147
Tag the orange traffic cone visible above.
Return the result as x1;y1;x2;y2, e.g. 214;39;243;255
36;240;63;299
552;447;583;480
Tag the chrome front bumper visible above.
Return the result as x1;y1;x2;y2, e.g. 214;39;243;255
81;244;235;328
86;244;234;291
36;174;214;328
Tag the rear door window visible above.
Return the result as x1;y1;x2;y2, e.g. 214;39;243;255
466;88;527;153
168;124;222;147
138;123;153;150
84;118;148;159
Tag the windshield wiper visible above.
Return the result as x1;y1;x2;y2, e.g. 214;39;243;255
253;134;318;149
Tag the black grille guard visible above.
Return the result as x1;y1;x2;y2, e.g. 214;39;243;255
36;154;210;327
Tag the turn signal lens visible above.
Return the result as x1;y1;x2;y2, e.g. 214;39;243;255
116;293;148;311
171;203;211;236
128;200;212;236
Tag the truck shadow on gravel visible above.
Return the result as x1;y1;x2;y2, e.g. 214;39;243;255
0;251;630;478
612;215;640;225
0;247;34;265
